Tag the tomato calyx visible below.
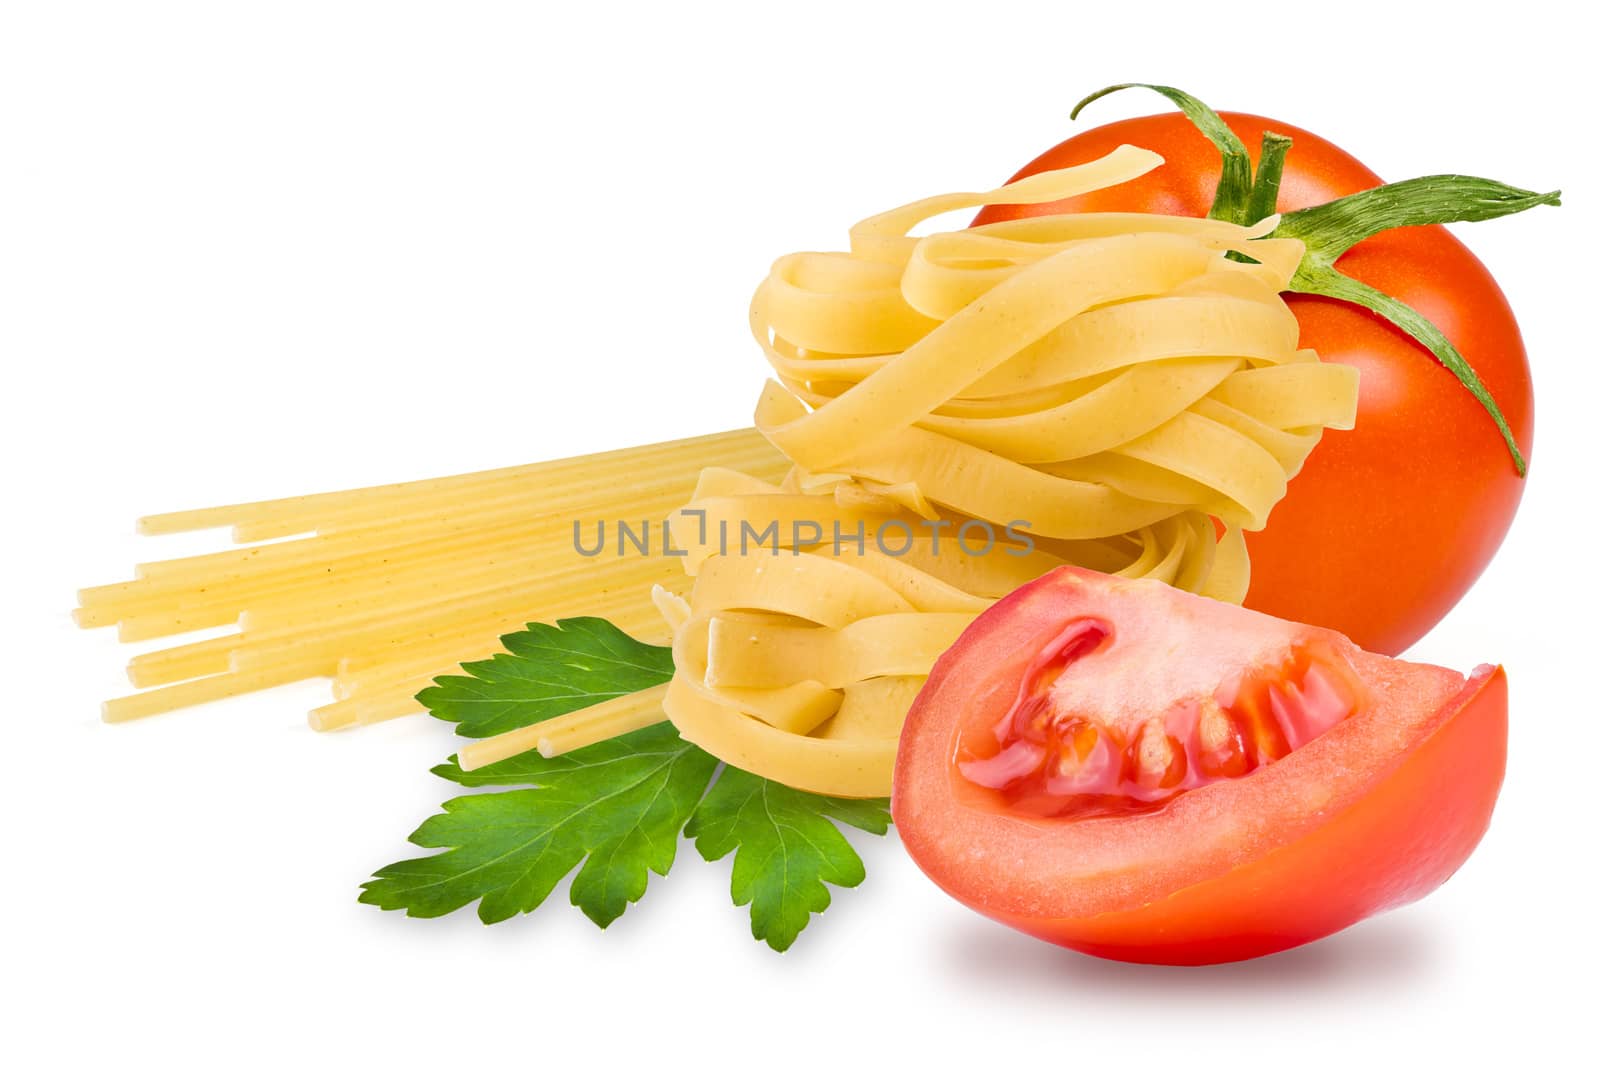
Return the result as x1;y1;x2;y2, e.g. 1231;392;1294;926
1277;178;1558;475
956;618;1364;821
1071;84;1262;225
1073;83;1560;475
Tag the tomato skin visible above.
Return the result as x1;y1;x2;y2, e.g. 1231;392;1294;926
891;566;1507;965
1011;665;1506;965
974;113;1534;655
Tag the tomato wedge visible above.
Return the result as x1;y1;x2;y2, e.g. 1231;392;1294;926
891;566;1507;965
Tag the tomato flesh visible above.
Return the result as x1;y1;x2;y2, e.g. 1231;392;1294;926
892;566;1507;965
958;624;1361;820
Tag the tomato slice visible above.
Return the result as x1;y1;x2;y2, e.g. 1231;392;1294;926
891;566;1507;965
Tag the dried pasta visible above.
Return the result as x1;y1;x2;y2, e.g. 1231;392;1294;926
80;145;1358;802
521;146;1358;796
79;430;791;725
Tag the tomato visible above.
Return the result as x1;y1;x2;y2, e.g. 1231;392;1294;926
891;566;1507;965
974;112;1534;655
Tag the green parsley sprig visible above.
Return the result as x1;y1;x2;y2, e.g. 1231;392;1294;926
360;619;891;951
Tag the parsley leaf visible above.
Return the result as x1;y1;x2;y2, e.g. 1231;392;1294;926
417;617;674;738
362;617;890;950
687;767;891;951
360;725;716;926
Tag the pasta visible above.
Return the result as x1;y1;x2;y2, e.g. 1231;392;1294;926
79;430;791;724
506;146;1358;796
80;144;1358;805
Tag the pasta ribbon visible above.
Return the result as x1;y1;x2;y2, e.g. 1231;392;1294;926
650;146;1357;797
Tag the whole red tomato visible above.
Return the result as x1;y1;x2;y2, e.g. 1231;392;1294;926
975;112;1534;655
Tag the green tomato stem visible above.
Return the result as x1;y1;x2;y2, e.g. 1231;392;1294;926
1274;176;1561;257
1289;262;1528;475
1071;83;1254;223
1274;176;1557;476
1244;132;1294;226
1071;82;1561;476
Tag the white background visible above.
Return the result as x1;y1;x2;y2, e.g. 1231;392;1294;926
3;2;1594;1062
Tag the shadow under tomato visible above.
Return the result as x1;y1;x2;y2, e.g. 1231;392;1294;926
943;909;1440;996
